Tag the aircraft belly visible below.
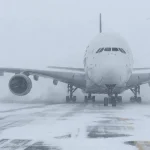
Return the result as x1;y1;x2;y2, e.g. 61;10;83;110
86;78;125;94
86;84;107;93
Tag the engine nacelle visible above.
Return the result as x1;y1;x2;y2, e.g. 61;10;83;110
9;74;32;96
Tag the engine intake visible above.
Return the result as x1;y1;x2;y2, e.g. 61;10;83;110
9;74;32;96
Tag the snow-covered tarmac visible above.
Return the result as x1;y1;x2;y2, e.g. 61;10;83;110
0;101;150;150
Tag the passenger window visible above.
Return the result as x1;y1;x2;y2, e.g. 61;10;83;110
104;47;111;51
112;48;119;51
96;48;104;53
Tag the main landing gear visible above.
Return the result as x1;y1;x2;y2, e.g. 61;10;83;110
130;86;142;103
84;93;95;103
66;84;78;103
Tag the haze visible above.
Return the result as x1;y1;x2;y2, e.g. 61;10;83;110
0;0;150;102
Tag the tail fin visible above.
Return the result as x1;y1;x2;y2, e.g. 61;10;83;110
99;13;102;33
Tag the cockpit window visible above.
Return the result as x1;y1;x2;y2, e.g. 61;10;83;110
119;48;126;54
95;47;126;54
96;48;104;53
112;48;119;51
104;47;111;51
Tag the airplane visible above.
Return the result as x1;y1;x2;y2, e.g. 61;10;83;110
0;14;150;107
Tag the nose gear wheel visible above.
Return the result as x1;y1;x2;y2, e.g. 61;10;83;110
103;85;122;107
84;93;96;103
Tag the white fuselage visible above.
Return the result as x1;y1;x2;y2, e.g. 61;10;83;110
84;33;133;94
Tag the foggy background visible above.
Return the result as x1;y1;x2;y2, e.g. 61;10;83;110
0;0;150;103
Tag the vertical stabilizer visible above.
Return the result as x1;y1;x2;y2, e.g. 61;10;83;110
100;13;102;33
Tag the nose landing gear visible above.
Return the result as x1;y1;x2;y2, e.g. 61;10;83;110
104;96;117;107
66;84;78;103
130;86;142;103
104;97;109;106
84;93;95;103
104;85;121;107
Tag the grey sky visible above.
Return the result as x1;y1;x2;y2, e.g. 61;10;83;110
0;0;150;68
0;0;150;100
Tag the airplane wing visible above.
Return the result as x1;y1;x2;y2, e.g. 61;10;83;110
126;68;150;88
0;67;86;88
47;66;84;72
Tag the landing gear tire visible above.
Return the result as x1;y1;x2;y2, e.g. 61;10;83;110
130;86;142;104
118;96;122;103
108;97;112;104
137;97;142;103
130;96;142;103
66;96;70;103
130;96;135;103
72;96;76;103
84;96;88;103
66;84;78;103
84;94;96;103
92;96;95;103
112;97;116;107
104;97;109;106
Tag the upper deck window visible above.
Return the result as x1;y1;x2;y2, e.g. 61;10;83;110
104;47;111;51
119;48;126;54
112;48;119;51
95;47;126;54
96;48;104;53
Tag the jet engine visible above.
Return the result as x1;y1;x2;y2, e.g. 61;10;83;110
9;74;32;96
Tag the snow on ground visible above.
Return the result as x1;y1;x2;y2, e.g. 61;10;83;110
0;101;150;149
0;103;43;111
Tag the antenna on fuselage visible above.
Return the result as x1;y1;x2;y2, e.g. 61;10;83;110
99;13;102;33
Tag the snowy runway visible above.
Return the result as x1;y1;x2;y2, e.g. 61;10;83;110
0;101;149;149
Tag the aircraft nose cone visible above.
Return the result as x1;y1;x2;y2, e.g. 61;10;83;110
100;67;122;85
88;58;127;86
